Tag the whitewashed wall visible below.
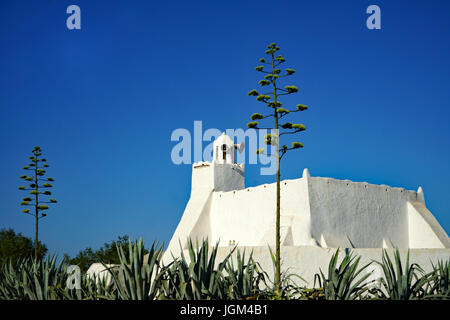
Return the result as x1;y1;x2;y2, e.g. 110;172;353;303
163;165;450;266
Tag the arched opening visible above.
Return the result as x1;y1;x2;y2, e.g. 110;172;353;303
222;144;227;161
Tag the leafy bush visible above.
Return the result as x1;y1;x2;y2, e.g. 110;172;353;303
0;228;47;266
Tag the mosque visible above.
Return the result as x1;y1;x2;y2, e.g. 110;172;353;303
162;133;450;283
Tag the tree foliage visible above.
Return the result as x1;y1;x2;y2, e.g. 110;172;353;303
65;235;148;272
0;228;47;266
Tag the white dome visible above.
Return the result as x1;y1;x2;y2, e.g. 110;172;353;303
213;132;234;147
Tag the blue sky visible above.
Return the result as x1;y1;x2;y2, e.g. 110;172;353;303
1;0;449;257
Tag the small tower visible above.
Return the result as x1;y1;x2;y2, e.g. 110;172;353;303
191;133;245;193
213;132;245;164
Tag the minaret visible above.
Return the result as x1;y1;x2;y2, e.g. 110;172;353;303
191;133;245;192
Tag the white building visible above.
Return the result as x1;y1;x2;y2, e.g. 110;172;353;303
163;133;450;284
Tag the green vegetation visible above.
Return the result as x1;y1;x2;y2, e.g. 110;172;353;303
0;228;47;266
315;249;372;300
426;260;450;298
372;249;429;299
246;43;309;292
161;239;233;299
0;239;448;300
64;235;145;272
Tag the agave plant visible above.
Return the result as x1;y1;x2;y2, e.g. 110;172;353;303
62;270;117;300
0;255;69;300
373;249;429;300
160;239;234;300
423;259;450;299
105;238;165;300
258;246;305;300
223;250;266;300
0;257;30;299
315;249;373;300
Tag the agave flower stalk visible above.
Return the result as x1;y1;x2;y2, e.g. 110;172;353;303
18;146;57;260
247;43;309;292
